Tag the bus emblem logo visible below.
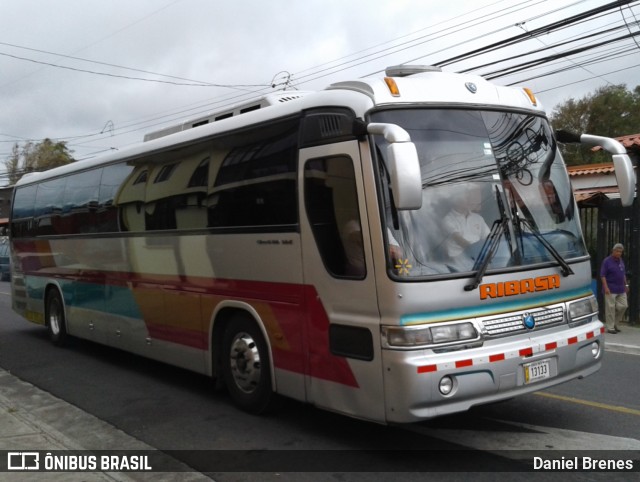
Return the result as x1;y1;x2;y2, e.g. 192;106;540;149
465;82;477;94
523;313;536;330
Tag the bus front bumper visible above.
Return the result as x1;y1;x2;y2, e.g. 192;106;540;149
381;322;604;423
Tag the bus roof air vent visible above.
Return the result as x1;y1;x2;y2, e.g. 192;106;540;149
319;115;343;138
300;108;358;147
277;94;306;103
143;91;310;141
385;65;442;77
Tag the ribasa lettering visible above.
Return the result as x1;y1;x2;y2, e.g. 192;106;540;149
479;275;561;300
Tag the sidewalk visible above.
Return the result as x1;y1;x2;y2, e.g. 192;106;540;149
603;320;640;356
0;369;211;481
0;324;639;480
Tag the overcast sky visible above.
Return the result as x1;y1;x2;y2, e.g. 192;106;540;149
1;0;639;185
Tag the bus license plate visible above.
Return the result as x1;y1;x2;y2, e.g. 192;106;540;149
524;359;551;384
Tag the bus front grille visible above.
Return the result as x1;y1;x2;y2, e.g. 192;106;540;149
481;305;565;337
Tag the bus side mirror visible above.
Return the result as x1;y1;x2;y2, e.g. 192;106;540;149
555;130;636;207
611;153;636;207
580;134;635;208
368;123;422;210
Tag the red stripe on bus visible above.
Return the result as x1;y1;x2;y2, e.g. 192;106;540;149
545;342;557;351
568;336;578;345
12;241;360;387
417;365;437;373
146;323;208;350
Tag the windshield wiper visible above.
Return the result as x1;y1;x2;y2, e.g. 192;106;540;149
519;217;574;277
464;217;507;292
465;186;511;292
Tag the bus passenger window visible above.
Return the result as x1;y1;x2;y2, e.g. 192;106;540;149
98;163;134;232
304;156;365;278
208;130;298;229
11;184;38;238
34;177;67;236
61;169;101;234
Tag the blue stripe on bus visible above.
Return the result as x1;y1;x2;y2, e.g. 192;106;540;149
25;276;143;319
71;282;142;318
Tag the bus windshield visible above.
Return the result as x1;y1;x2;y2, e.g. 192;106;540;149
371;108;587;279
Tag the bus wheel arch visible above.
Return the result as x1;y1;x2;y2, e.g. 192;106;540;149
45;284;68;346
213;307;279;414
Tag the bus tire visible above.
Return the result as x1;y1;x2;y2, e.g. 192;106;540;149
221;316;277;414
46;288;68;346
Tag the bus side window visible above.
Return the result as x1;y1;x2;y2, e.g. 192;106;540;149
99;163;134;232
34;177;67;236
61;169;101;234
208;130;298;229
304;156;365;279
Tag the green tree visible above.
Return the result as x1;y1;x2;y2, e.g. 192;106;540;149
549;84;640;165
4;138;74;184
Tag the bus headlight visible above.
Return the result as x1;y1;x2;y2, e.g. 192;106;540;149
430;323;477;344
382;322;479;349
568;296;598;326
383;325;432;347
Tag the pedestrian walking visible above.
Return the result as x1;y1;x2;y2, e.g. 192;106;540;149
600;243;629;334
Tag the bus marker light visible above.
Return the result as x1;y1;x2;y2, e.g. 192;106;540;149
384;77;401;97
523;87;537;106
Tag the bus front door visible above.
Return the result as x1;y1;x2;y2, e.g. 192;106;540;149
299;140;384;422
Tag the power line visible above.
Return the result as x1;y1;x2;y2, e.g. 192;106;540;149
0;2;568;146
620;1;640;51
290;0;552;87
533;61;640;93
4;0;639;155
433;0;635;67
483;30;640;79
0;0;188;90
90;2;628;151
0;47;270;89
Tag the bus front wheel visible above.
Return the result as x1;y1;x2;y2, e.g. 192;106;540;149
221;316;277;414
46;289;68;346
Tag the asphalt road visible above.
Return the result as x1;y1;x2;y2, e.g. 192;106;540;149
1;279;639;481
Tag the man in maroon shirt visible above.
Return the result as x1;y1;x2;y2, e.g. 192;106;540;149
600;243;629;334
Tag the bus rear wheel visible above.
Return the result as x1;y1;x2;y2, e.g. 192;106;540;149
46;289;68;346
221;316;277;414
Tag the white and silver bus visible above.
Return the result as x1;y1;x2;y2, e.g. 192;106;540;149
9;66;635;423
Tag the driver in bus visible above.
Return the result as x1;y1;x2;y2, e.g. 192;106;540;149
442;184;490;260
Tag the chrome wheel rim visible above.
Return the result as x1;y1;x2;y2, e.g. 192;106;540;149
48;299;61;335
229;332;261;393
